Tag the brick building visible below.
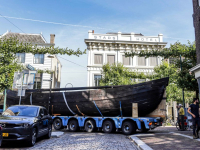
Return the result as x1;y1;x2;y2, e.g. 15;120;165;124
190;0;200;95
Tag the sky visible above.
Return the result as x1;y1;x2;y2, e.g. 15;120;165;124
0;0;195;87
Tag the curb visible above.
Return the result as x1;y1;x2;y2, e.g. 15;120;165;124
129;135;153;150
51;131;64;138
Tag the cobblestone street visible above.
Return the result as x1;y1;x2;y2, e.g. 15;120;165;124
1;132;138;150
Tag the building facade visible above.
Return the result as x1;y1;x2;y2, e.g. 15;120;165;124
85;30;167;87
0;31;62;89
189;0;200;96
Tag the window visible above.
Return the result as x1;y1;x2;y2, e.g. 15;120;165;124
138;57;146;66
122;55;130;65
16;53;25;63
34;54;44;64
94;54;103;64
107;55;115;64
39;108;44;117
3;106;38;117
34;73;42;89
94;75;102;86
149;57;158;66
138;79;146;82
43;108;48;115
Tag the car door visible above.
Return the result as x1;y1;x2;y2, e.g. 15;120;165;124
43;108;49;131
38;108;47;137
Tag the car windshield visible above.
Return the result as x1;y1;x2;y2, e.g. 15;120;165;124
2;106;38;117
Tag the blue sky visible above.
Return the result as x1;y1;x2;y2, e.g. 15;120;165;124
0;0;195;87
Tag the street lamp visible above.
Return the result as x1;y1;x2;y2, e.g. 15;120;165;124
47;54;54;114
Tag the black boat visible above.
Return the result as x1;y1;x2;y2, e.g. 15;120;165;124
6;77;169;117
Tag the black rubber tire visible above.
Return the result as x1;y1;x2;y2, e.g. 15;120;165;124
85;120;96;133
122;121;136;135
27;128;37;147
53;118;63;130
45;125;52;139
68;120;79;132
102;120;115;133
141;122;149;133
176;122;180;130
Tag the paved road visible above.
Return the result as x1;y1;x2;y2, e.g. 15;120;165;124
1;132;138;150
131;126;200;150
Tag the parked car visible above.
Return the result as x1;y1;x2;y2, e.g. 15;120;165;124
0;105;52;146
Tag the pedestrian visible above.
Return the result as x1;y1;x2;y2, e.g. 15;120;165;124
176;104;181;129
188;98;200;139
178;104;185;131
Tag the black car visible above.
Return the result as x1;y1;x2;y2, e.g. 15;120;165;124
0;105;52;146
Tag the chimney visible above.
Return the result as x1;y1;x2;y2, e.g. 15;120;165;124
50;34;55;44
92;30;94;33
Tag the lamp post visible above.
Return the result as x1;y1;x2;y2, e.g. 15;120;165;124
180;55;185;108
47;55;54;114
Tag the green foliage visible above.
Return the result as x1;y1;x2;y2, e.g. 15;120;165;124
125;41;198;92
0;37;86;92
152;62;195;103
99;63;149;86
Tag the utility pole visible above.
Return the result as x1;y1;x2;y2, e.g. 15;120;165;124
180;55;185;107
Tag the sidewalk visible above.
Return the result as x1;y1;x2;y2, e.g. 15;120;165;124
130;126;200;150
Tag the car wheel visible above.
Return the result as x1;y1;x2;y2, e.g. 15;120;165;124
85;120;96;133
53;118;63;130
102;120;115;133
27;128;37;146
45;125;52;139
68;120;79;132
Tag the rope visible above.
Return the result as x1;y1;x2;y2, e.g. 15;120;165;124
62;92;76;115
76;105;85;116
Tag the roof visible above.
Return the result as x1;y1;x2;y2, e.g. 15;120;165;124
0;31;47;44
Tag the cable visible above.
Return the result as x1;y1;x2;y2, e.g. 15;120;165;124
57;56;87;69
0;15;110;30
0;13;25;33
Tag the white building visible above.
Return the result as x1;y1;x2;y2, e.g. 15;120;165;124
0;31;62;89
85;30;167;87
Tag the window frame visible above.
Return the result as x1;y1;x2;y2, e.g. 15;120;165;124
94;74;102;86
33;54;44;64
94;54;103;65
16;53;25;63
107;54;115;65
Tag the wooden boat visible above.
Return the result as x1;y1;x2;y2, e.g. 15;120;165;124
6;77;169;117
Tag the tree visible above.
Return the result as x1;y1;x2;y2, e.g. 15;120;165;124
125;41;198;93
99;63;149;86
152;62;195;103
0;38;86;91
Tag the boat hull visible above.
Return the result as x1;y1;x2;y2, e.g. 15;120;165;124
6;77;169;117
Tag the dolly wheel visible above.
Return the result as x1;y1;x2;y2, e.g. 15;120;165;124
103;120;115;133
141;122;149;133
122;121;136;135
53;118;63;130
68;120;79;132
85;120;96;132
